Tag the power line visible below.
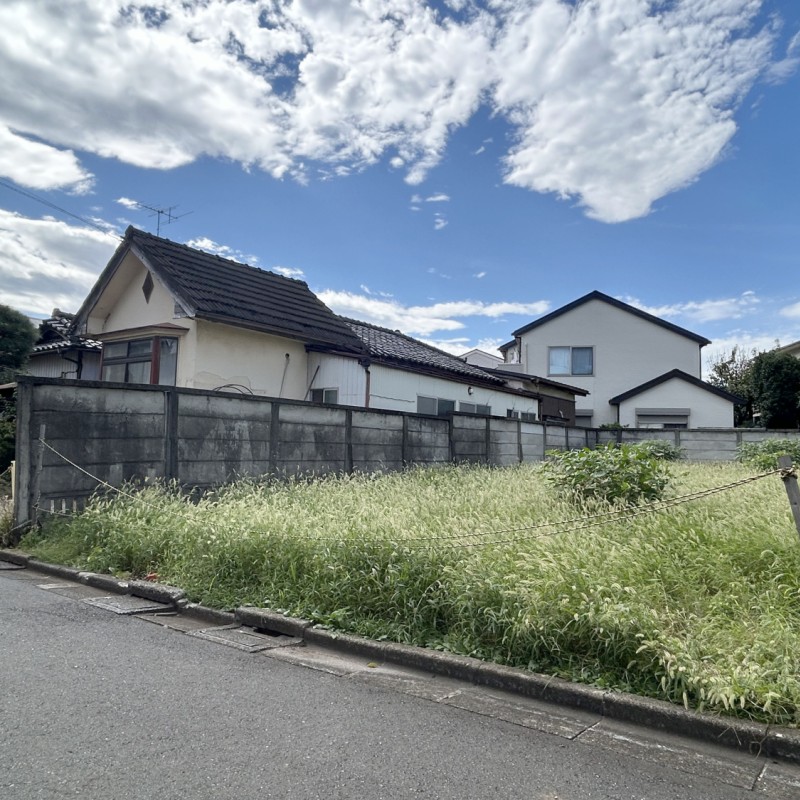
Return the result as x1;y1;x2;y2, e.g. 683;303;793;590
0;179;122;239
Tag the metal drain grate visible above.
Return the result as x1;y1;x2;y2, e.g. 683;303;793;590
82;595;173;615
188;625;302;653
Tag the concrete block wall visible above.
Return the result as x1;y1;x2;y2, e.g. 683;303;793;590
13;377;800;532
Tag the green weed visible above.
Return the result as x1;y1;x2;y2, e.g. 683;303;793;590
16;461;800;726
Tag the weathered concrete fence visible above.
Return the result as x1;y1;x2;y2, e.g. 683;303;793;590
12;376;800;530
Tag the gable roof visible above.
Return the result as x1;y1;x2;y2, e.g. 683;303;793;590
341;318;506;387
608;369;743;405
512;290;711;346
76;227;364;353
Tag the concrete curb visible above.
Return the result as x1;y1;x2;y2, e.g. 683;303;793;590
2;548;798;764
235;606;311;638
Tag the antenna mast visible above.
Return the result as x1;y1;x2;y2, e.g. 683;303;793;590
133;202;192;235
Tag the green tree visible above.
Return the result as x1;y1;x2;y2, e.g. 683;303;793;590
750;350;800;429
0;304;37;474
706;345;759;426
0;304;37;383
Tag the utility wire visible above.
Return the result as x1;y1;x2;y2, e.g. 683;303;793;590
35;437;783;550
0;179;122;239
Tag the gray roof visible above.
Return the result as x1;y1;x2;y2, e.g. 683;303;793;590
342;319;505;386
77;227;364;353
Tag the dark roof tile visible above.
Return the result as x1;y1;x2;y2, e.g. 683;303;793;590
126;227;364;352
343;318;505;385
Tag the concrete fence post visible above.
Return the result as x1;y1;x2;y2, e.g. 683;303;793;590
778;455;800;540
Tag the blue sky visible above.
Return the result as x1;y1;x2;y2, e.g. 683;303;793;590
1;0;799;367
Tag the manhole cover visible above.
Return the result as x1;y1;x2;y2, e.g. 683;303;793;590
189;625;301;653
82;595;172;615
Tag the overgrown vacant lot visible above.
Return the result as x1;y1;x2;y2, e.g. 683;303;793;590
20;462;800;726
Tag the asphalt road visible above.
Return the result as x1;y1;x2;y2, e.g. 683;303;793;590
1;566;798;800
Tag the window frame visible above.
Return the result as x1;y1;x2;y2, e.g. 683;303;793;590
548;346;594;377
100;336;178;386
310;387;339;405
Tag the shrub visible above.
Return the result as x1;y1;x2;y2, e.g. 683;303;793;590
543;443;670;505
736;439;800;471
632;439;683;461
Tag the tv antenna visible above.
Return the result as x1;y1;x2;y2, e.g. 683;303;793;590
133;202;193;235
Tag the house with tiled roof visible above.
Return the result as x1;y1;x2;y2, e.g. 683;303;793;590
72;228;584;421
500;290;739;429
28;310;102;380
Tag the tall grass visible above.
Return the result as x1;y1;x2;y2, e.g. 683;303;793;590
20;462;800;726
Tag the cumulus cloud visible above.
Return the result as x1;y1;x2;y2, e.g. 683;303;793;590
425;193;450;202
0;1;784;221
0;210;118;314
622;291;760;324
0;127;93;193
317;289;549;337
433;215;448;230
116;197;140;209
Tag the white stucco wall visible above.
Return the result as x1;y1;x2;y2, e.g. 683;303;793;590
518;299;704;426
87;253;177;334
192;320;309;398
616;378;734;428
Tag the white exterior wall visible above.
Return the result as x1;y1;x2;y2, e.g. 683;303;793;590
192;320;308;398
368;364;539;417
518;299;703;427
308;353;367;406
617;379;734;428
88;253;178;333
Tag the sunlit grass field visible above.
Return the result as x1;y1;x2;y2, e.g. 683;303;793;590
19;461;800;726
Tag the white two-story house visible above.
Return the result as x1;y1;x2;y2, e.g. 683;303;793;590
499;291;740;429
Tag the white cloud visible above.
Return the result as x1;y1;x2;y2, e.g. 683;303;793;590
474;271;487;279
317;289;549;337
0;209;118;315
491;0;775;222
434;216;448;231
0;127;93;193
425;193;450;202
185;236;259;264
274;265;305;278
0;1;783;223
115;197;140;210
621;292;760;324
779;301;800;319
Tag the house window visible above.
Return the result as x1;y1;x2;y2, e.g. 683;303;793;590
101;337;178;385
311;388;339;404
574;410;593;428
506;410;537;423
635;409;689;429
549;346;593;376
417;396;456;416
459;402;491;415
